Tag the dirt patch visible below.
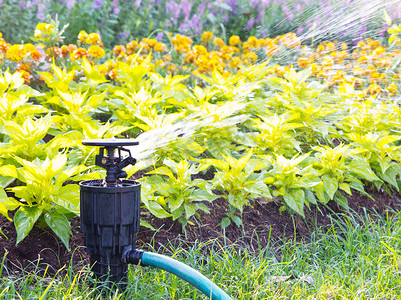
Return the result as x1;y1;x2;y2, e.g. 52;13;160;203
1;188;400;274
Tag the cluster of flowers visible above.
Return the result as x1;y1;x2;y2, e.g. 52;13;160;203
0;21;400;100
296;37;401;97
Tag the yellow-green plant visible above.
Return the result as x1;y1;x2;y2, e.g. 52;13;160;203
140;158;218;231
0;154;96;249
264;153;321;217
202;151;271;229
250;114;302;156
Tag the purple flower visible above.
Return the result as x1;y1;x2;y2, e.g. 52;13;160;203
181;0;192;19
297;26;304;35
245;18;255;31
135;0;141;8
65;0;76;9
37;3;46;19
250;0;259;8
113;7;120;15
256;10;263;23
92;0;103;11
166;1;181;21
111;0;119;8
197;3;206;15
156;32;164;40
120;31;130;40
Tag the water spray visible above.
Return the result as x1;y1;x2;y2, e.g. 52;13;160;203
79;139;232;299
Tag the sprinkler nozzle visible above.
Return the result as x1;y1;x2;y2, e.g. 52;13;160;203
82;139;139;185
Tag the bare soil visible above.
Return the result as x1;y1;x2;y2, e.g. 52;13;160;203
1;188;400;275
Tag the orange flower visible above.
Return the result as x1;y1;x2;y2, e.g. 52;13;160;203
60;45;69;57
126;40;138;55
113;45;126;56
366;83;381;95
297;57;310;68
71;47;89;61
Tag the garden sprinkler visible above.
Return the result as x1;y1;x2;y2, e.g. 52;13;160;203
80;139;232;299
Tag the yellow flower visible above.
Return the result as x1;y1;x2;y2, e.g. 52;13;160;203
193;45;208;55
34;23;55;38
280;32;301;48
85;33;101;44
297;57;310;68
89;45;105;59
244;52;258;63
78;30;88;43
213;37;225;48
201;31;213;43
126;40;138;55
321;56;334;68
154;42;167;52
229;35;241;46
385;83;399;96
366;83;381;95
113;45;126;56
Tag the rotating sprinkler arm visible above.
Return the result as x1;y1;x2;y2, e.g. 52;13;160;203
124;250;233;300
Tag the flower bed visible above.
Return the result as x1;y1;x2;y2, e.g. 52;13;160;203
0;20;401;248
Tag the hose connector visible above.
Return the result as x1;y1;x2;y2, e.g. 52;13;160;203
122;249;144;265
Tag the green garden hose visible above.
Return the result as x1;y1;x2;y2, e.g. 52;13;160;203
126;250;232;300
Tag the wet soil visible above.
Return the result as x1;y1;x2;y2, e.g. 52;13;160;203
0;188;400;274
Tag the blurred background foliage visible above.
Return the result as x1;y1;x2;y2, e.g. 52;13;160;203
0;0;400;48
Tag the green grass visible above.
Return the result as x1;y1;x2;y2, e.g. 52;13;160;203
1;210;401;299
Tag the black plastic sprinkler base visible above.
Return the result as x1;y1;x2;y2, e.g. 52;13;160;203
79;139;232;299
80;179;140;284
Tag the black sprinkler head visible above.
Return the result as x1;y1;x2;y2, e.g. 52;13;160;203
80;139;141;286
82;139;139;185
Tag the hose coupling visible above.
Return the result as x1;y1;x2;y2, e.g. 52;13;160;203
122;249;144;265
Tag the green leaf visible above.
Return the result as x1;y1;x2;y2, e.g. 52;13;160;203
244;181;272;197
322;175;338;200
140;220;156;231
189;189;219;202
304;190;317;205
283;189;305;217
57;184;80;215
221;217;231;230
184;203;197;218
14;206;43;245
169;194;185;212
145;200;172;219
232;215;243;227
0;176;15;188
0;165;17;178
171;206;184;220
334;192;349;210
44;210;71;250
381;165;399;191
349;159;380;182
0;188;21;220
349;180;375;201
339;182;352;195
